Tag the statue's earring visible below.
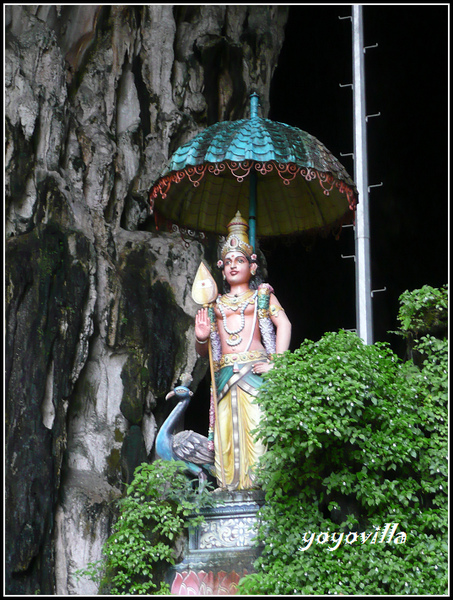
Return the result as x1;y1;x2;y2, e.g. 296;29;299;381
222;273;226;281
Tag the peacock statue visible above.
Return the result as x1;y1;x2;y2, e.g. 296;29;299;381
155;374;215;489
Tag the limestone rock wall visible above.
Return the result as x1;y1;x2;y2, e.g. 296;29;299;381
4;5;288;594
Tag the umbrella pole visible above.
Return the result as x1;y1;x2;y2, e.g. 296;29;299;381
208;336;226;488
249;169;257;252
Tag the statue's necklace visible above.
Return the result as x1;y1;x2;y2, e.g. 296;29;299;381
217;290;257;346
220;289;255;311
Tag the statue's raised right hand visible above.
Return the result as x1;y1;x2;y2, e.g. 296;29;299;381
195;308;210;343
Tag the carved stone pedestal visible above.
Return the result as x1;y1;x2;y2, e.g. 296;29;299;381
168;490;264;595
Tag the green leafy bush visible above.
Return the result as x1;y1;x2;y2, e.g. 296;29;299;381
77;460;214;595
396;284;447;348
238;287;448;595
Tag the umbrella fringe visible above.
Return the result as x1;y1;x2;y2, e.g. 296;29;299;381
150;161;357;207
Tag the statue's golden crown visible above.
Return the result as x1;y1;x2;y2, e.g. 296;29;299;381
220;211;253;261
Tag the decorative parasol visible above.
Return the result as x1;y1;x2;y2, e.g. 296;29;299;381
150;93;358;250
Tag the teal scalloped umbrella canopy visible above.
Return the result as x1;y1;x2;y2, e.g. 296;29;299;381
150;94;357;246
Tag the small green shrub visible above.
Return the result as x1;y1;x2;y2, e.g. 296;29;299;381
77;460;214;595
396;284;447;341
238;286;448;595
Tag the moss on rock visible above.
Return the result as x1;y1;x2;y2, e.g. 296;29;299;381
115;245;193;397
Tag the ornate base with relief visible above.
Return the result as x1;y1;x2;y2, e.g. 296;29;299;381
168;490;264;595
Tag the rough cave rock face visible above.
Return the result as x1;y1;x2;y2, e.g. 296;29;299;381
5;4;288;594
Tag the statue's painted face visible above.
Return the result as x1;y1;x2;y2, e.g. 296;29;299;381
224;251;256;285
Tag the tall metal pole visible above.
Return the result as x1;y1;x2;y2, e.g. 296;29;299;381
352;5;373;344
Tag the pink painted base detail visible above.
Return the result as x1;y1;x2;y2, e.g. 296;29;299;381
171;569;248;595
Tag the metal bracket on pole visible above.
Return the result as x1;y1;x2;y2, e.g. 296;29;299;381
368;182;383;192
371;286;387;298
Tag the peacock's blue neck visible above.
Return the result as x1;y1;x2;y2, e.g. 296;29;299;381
156;394;190;461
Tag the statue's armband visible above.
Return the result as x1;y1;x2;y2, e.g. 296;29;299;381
269;303;285;318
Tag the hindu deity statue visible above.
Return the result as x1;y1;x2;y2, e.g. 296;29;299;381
195;212;292;490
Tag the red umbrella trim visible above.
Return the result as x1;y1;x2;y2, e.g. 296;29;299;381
150;161;358;212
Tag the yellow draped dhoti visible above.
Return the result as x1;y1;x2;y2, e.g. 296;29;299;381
214;357;267;490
